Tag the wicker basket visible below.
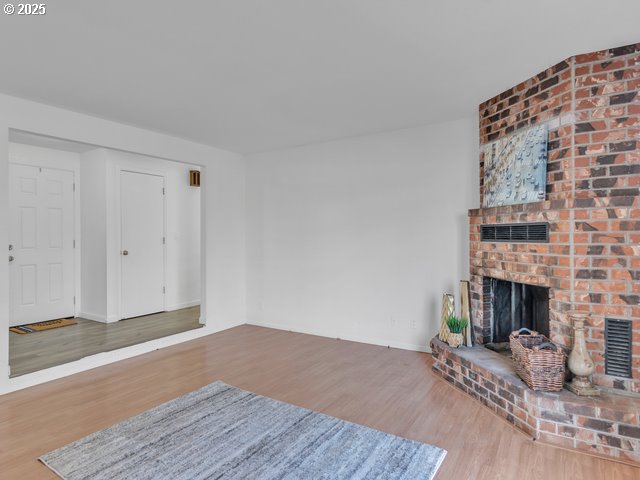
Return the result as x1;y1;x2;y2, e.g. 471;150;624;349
509;328;566;392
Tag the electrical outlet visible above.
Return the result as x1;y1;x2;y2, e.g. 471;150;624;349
410;319;418;330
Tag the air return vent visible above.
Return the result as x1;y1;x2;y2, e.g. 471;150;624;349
605;318;632;378
481;223;549;243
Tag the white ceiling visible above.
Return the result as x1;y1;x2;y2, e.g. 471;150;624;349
0;1;638;154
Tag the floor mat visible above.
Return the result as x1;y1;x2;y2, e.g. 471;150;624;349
10;318;77;334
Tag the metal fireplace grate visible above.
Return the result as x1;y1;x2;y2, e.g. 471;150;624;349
481;223;549;243
605;318;632;378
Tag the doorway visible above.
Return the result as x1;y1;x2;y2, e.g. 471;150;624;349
7;132;203;378
119;170;166;319
9;164;75;326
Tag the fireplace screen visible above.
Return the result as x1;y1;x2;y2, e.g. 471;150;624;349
483;277;549;345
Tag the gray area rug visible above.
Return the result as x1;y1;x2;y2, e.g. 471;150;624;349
40;381;446;479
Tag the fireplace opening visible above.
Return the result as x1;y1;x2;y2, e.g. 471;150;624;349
483;277;549;351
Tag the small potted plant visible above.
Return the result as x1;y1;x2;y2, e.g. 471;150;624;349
446;315;468;348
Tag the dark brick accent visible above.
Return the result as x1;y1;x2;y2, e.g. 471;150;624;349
582;418;614;432
575;122;596;133
540;75;559;91
597;434;622;448
618;424;640;439
592;178;617;189
595;154;618;165
610;43;640;57
609;141;636;153
575;269;607;280
610;165;640;176
610;91;637;105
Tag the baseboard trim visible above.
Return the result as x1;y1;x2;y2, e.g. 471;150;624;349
247;320;430;353
166;300;201;312
78;311;108;323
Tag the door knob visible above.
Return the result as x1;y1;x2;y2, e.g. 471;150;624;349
122;250;129;256
8;255;14;262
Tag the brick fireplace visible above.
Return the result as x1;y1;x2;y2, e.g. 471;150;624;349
470;42;639;393
431;42;639;465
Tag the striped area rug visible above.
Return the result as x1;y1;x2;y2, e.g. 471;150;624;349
40;381;446;479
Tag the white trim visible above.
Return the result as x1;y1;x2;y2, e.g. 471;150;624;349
247;320;430;353
166;300;201;312
76;312;119;323
199;164;207;326
78;311;108;323
115;166;167;320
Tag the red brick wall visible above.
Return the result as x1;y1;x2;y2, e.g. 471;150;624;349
479;59;574;203
470;42;639;393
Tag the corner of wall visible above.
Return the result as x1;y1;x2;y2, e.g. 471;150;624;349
0;122;10;394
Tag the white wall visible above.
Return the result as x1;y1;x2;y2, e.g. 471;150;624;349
246;118;478;351
8;142;81;172
1;92;475;394
0;93;245;394
79;149;201;322
80;149;108;320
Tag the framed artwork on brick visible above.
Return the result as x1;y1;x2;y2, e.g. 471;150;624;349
482;124;548;208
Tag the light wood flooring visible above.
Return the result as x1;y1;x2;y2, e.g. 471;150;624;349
9;306;202;377
0;325;637;479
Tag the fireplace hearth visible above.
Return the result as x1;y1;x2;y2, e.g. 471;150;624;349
430;337;640;465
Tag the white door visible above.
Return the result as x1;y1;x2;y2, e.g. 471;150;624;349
120;171;165;319
9;164;75;326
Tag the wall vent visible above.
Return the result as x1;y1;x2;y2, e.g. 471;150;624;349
605;318;632;378
481;223;549;243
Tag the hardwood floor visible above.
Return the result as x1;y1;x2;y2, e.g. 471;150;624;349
0;325;636;479
9;306;202;377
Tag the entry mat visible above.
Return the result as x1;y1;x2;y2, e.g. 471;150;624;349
10;318;77;334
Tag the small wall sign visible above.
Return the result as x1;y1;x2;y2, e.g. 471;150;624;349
189;170;201;187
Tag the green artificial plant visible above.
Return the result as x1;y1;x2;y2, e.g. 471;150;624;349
446;315;468;334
